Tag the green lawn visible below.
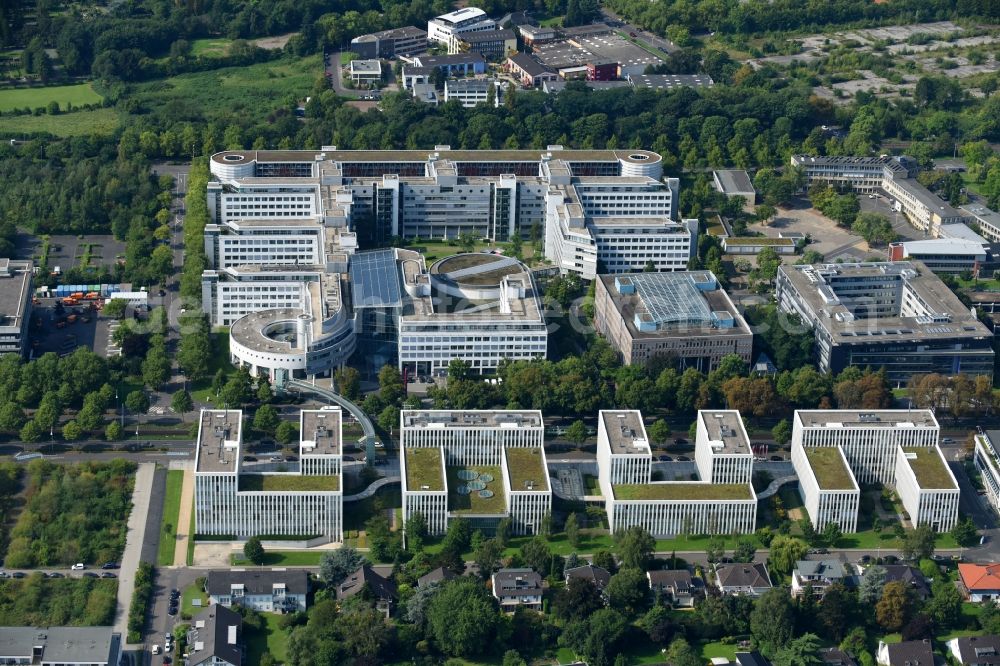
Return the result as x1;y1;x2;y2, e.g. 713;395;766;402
556;647;577;664
0;107;119;136
181;580;209;619
404;239;494;262
0;82;102;111
157;470;185;566
231;550;325;566
246;613;289;664
191;38;232;56
700;641;739;661
190;331;236;402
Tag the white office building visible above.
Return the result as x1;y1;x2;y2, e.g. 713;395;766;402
598;410;757;537
427;7;496;45
194;408;344;543
791;443;860;533
792;410;939;485
0;259;33;356
894;446;959;532
694;411;754;484
400;410;551;537
975;430;1000;514
443;78;507;107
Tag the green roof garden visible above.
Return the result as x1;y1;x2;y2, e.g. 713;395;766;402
238;474;340;492
901;447;956;489
805;447;856;490
612;482;752;501
405;447;445;491
447;465;507;514
505;447;548;492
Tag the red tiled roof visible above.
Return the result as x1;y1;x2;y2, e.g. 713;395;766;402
959;563;1000;590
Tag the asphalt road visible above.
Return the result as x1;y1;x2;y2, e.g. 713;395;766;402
598;8;679;55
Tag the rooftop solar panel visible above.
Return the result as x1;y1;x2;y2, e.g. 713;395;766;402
350;249;403;309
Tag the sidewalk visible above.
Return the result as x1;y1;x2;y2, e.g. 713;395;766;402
173;464;195;566
115;462;156;645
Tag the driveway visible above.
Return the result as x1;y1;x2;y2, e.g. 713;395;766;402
115;463;156;645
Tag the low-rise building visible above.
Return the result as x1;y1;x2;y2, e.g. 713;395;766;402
188;605;243;666
0;627;121;666
647;569;702;607
877;640;934;666
418;567;458;588
450;28;516;60
962;203;1000;243
713;170;757;205
533;33;663;78
887;238;987;274
792;444;860;533
791;559;854;598
881;564;931;600
715;563;772;596
518;24;556;45
975;431;1000;515
350;26;427;59
206;569;310;612
505;53;557;87
428;7;496;45
565;564;611;591
444;78;507;107
348;59;382;85
894;445;959;532
959;563;1000;602
492;568;543;612
722;236;796;254
413;53;487;76
0;259;33;356
947;635;1000;666
594;272;753;371
337;565;397;615
626;73;714;89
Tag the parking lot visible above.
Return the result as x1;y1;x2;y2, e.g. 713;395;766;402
746;197;873;262
17;233;126;274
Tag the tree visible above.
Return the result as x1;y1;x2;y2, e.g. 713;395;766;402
756;203;777;226
253;405;280;435
705;537;726;564
734;538;756;563
817;583;857;642
243;536;265;565
769;536;809;576
428;578;500;658
593;550;617;574
275;421;297;446
751;588;796;656
211;369;226;396
62;420;82;440
852;212;896;246
171;390;193;421
606;567;649;616
772;633;823;666
405;511;428;552
319;547;366;585
102;299;128;319
333;367;361;400
665;638;702;666
649;419;672;445
951;516;979;547
566;420;588;445
615;526;655;570
565;512;581;548
124;390;149;415
822;522;842;547
554;576;605;621
876;581;913;631
925;578;962;630
473;537;504;578
378;365;404;405
105;421;123;441
772;419;792;446
901;525;936;561
560;608;628;666
377;405;400;434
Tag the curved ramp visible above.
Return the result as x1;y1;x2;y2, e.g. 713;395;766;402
343;475;400;502
755;475;798;500
285;379;378;458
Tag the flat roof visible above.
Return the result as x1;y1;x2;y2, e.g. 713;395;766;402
714;170;755;194
196;410;242;473
629;73;714;88
962;203;1000;230
896;238;986;256
350;249;402;309
299;408;341;456
900;447;956;489
211;148;661;168
505;447;548;492
402;410;543;429
0;259;31;329
698;411;751;456
534;33;663;70
795;409;938;429
350;59;382;73
601;410;649;455
613;482;753;501
804;447;857;490
405;447;444;491
0;627;118;664
238;474;340;492
447;465;507;514
778;261;993;342
434;6;487;23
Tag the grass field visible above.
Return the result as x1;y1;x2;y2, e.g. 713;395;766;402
157;470;185;566
246;613;289;664
133;55;320;125
0;83;102;112
191;38;232;56
0;107;118;136
181;580;209;619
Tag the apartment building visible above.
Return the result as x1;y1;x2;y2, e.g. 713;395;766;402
0;259;33;356
594;272;753;370
193;408;344;543
206;569;310;612
400;410;551;537
790;155;971;237
598;410;757;537
894;446;959;532
427;7;496;45
792;443;860;533
776;262;994;384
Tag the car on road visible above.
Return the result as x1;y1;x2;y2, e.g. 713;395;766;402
162;657;172;665
46;572;64;578
858;555;872;564
882;555;899;564
167;606;177;616
269;455;283;462
71;563;85;570
151;645;161;655
102;562;119;569
942;438;954;444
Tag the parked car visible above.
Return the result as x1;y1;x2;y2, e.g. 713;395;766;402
102;572;117;579
858;555;872;564
674;438;687;445
658;455;673;461
11;572;24;579
102;562;119;570
83;572;98;578
269;455;283;462
46;572;64;578
151;645;161;655
242;455;257;462
676;455;691;462
770;455;784;461
71;563;85;570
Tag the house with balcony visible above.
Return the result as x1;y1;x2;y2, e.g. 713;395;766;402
492;568;543;612
206;569;310;613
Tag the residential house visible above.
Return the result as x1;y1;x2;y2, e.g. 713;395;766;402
206;569;310;613
492;568;543;612
715;563;772;597
947;635;1000;666
736;652;772;666
187;605;243;666
791;560;854;598
647;569;702;607
877;640;934;666
960;563;1000;602
883;564;931;601
418;567;458;588
565;564;611;592
821;648;859;666
338;565;398;615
